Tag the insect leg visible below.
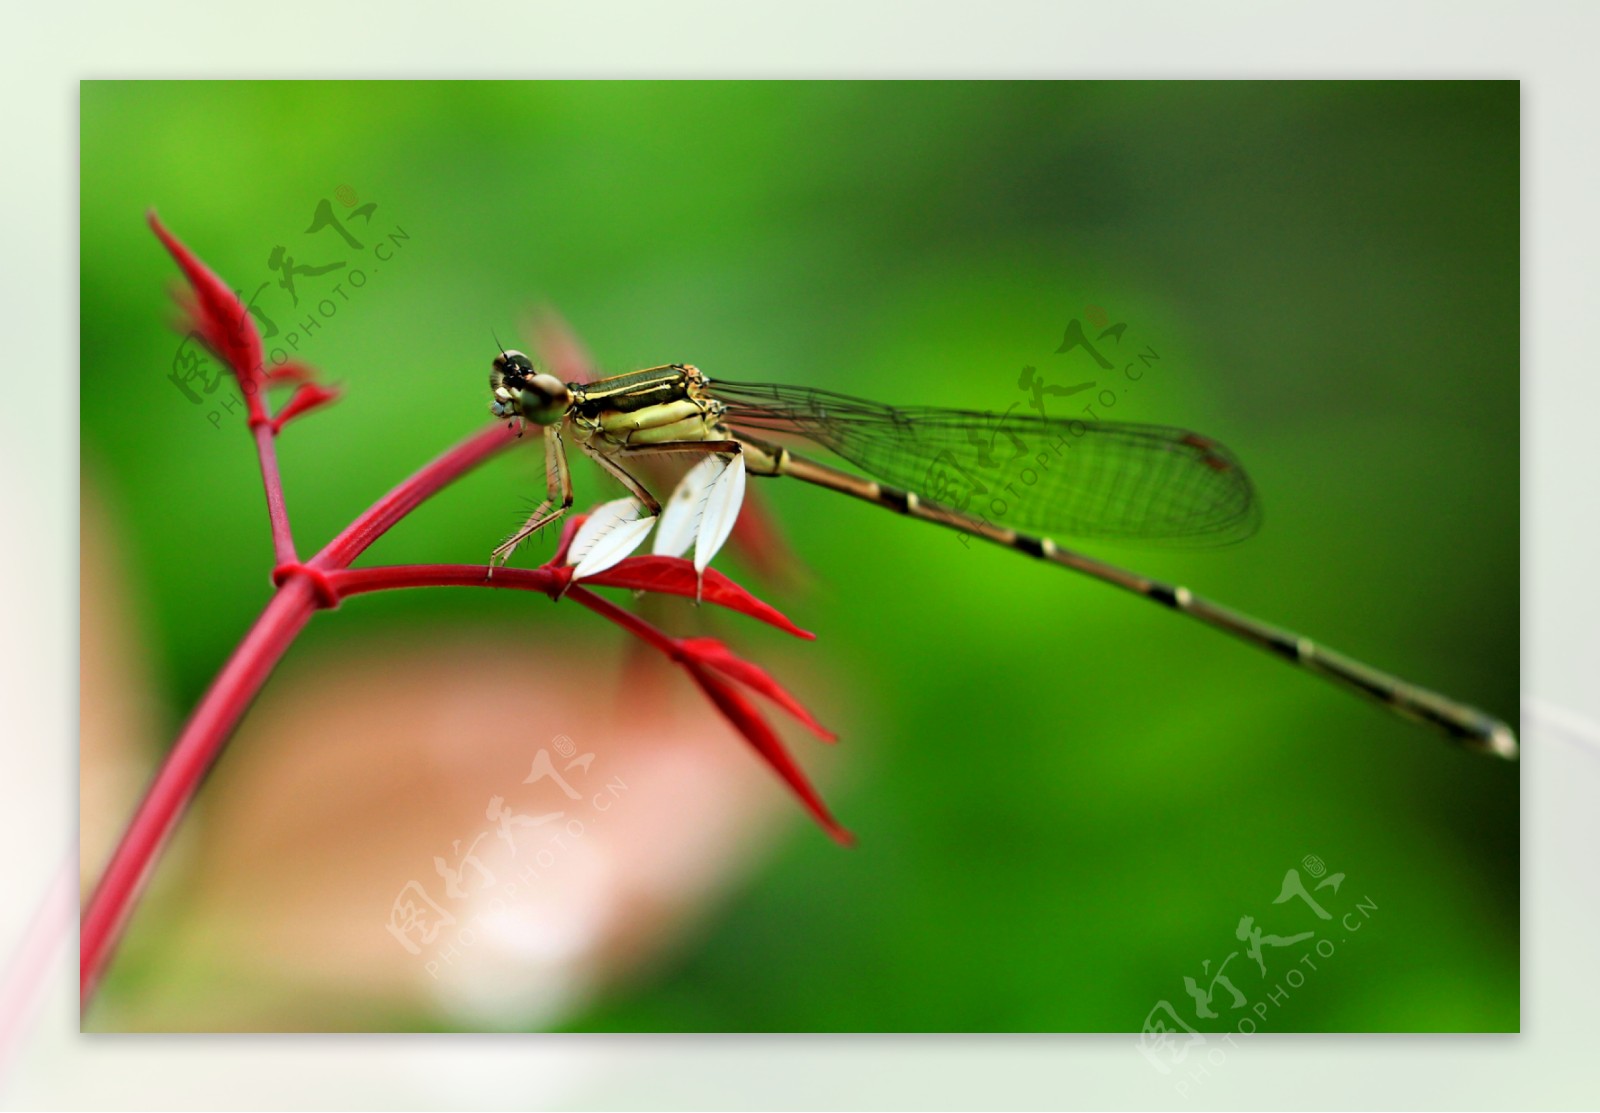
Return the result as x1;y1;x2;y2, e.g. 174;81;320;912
579;439;666;517
490;426;573;568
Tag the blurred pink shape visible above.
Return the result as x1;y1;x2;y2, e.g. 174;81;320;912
134;633;840;1031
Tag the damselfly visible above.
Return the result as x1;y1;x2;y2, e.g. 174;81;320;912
487;350;1516;760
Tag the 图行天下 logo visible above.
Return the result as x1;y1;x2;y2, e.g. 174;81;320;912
166;188;411;428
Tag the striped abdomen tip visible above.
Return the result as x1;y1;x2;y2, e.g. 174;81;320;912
1479;719;1519;761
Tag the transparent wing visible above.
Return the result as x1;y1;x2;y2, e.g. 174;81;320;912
709;379;1260;546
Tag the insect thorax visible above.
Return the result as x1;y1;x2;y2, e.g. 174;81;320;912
568;364;729;448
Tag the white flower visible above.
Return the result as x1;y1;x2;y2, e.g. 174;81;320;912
652;453;747;573
566;452;747;580
566;497;658;580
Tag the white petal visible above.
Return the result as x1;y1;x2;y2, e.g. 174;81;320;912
693;453;747;574
567;497;656;580
652;456;724;559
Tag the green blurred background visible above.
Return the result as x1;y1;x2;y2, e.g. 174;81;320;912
80;81;1518;1032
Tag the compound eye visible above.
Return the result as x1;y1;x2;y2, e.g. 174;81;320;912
517;373;573;425
526;373;567;401
492;349;535;379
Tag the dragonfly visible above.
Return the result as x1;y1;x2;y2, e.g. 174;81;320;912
487;348;1517;760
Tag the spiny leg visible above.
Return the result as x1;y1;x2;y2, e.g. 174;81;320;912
578;439;671;517
490;425;573;568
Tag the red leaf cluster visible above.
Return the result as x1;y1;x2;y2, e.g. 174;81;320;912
149;212;266;399
676;636;848;845
535;526;846;843
150;212;341;436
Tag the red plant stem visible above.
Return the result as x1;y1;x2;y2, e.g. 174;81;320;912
329;567;678;657
315;424;519;569
565;585;681;656
79;423;521;1010
331;563;562;598
252;419;298;565
78;579;316;1006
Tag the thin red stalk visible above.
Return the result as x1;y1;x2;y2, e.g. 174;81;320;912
314;424;519;570
333;564;563;597
79;578;317;1005
565;584;681;655
328;568;682;663
251;419;298;565
329;561;813;640
80;424;521;1010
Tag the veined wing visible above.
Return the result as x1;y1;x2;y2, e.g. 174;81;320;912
708;379;1261;546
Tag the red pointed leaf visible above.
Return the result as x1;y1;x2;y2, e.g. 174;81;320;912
270;382;341;434
685;664;851;846
583;555;814;639
264;361;319;386
148;212;265;393
679;636;834;742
